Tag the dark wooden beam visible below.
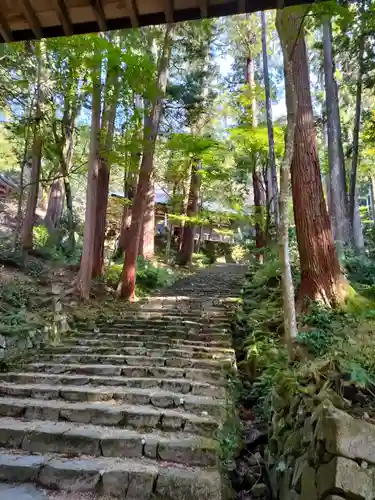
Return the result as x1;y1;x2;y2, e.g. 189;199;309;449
55;0;73;36
164;0;174;23
124;0;139;28
90;0;108;32
20;0;43;39
200;0;208;17
0;11;14;42
238;0;246;13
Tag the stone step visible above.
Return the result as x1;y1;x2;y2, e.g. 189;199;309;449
26;363;226;384
0;372;225;398
65;337;232;349
45;344;234;360
38;353;233;370
0;417;218;467
72;331;231;343
92;318;231;333
0;452;221;499
0;383;225;418
0;397;219;436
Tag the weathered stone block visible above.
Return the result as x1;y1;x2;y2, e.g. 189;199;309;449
157;438;218;467
38;459;100;492
126;410;160;429
319;403;375;464
317;456;374;500
0;454;45;482
156;468;221;500
100;432;143;458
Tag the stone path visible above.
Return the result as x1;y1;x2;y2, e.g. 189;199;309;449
0;264;246;499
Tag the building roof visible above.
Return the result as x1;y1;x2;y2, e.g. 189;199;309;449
0;0;314;43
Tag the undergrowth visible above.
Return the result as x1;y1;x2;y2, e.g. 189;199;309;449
233;249;375;423
106;256;177;295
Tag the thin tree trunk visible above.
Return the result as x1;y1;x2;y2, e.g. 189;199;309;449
353;193;364;251
261;10;279;229
22;43;43;251
276;9;298;360
277;6;348;308
139;176;155;259
247;35;266;259
253;167;266;263
349;24;365;250
370;177;375;224
75;58;101;299
64;177;75;251
179;160;200;266
119;26;173;300
323;17;349;252
179;163;192;252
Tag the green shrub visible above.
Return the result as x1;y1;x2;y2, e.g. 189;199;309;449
0;280;37;309
33;225;50;248
343;250;375;286
106;257;175;294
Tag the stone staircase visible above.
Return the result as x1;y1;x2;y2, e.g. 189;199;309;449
0;264;245;499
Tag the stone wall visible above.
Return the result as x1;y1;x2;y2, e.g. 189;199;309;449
269;390;375;500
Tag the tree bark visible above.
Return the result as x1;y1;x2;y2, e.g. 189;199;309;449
75;58;101;299
253;168;266;263
22;43;43;251
323;17;349;251
179;160;201;266
44;179;64;232
349;21;365;250
92;66;120;278
139;176;155;259
261;10;279;229
278;6;348;308
370;177;375;224
353;193;364;251
276;9;298;360
119;26;173;300
247;34;266;259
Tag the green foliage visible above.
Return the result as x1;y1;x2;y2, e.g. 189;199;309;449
343;250;375;286
0;279;35;309
33;225;49;248
106;257;176;294
218;375;244;467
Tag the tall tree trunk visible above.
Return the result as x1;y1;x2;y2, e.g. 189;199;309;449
44;179;64;232
349;24;365;251
277;8;298;359
75;59;101;299
179;160;201;266
323;17;349;252
247;35;266;259
92;65;120;278
261;10;279;229
119;26;173;300
277;6;348;308
22;43;43;251
139;176;155;259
